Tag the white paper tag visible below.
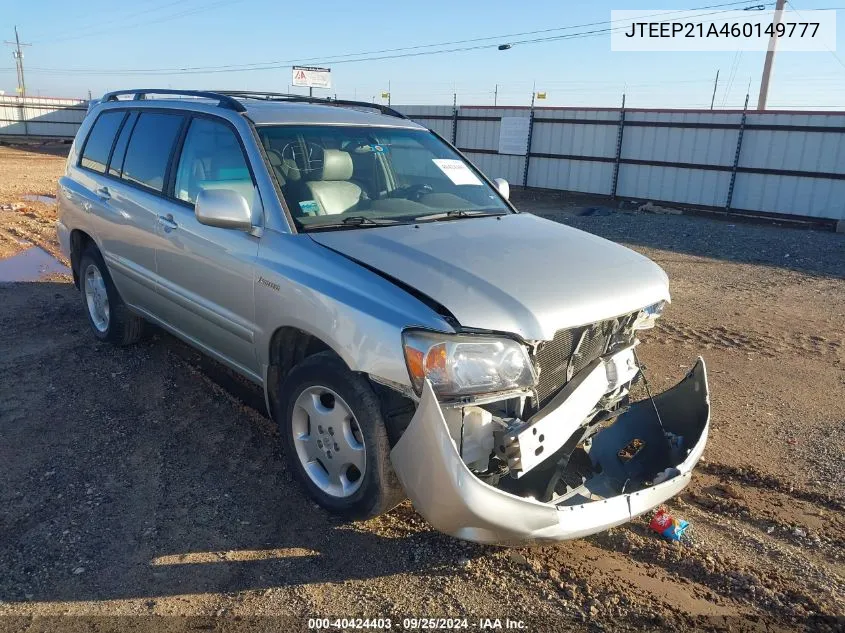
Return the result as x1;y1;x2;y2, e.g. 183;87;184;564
431;159;483;186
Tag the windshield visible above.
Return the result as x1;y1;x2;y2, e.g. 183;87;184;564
257;125;510;231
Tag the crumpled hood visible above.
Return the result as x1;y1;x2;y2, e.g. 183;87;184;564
309;213;670;341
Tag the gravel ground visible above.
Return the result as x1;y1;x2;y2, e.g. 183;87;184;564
0;144;843;632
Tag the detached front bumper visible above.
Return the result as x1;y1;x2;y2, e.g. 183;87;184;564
390;358;710;545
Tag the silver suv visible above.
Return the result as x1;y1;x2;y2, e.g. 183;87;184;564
58;89;710;544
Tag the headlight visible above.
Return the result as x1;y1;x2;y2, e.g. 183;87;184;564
402;330;537;397
633;300;667;330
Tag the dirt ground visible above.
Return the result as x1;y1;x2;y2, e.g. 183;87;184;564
0;143;843;632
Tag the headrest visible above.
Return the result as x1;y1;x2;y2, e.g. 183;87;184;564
265;149;301;183
283;159;301;182
318;149;353;181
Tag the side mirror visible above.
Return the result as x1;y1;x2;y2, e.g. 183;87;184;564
493;178;510;201
195;188;253;230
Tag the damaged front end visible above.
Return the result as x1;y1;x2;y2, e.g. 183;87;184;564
390;329;710;544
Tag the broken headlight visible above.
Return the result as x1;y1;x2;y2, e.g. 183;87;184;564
633;300;667;331
402;330;537;397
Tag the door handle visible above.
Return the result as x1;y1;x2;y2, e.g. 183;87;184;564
158;214;178;232
96;186;111;201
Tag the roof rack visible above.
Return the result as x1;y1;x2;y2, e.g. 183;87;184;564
214;91;408;120
100;89;247;113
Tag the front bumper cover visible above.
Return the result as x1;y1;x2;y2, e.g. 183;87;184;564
390;358;709;545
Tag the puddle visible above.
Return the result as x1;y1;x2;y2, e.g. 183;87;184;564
0;247;69;282
22;194;57;204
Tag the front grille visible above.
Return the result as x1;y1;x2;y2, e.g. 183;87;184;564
531;313;638;412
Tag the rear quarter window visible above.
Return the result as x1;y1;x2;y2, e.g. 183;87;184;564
108;111;139;178
79;111;125;173
121;112;185;193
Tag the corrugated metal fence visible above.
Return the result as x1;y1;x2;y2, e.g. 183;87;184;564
2;96;843;222
0;95;86;139
398;105;845;223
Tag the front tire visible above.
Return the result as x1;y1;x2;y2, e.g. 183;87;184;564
79;246;144;345
277;351;405;519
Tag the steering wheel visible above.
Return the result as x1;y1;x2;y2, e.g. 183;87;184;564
404;183;434;201
280;141;324;173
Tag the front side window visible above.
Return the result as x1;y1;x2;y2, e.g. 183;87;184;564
258;125;509;230
121;112;184;193
174;117;253;205
80;111;125;173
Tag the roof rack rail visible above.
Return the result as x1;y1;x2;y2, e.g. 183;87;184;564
214;91;408;120
100;89;247;113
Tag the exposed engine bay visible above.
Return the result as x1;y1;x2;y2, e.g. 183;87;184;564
441;315;688;505
388;304;709;545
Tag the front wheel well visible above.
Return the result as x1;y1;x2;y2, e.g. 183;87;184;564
69;229;96;289
266;326;334;420
265;326;417;447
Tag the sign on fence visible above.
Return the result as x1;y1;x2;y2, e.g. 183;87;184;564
498;116;531;155
292;66;332;89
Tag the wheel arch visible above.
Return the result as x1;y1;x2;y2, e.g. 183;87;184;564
263;325;417;449
69;228;97;289
264;325;345;421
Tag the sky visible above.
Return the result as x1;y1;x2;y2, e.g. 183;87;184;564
3;0;845;109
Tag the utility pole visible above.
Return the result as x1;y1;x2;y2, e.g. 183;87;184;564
4;26;31;98
710;69;720;110
494;83;498;107
757;0;786;110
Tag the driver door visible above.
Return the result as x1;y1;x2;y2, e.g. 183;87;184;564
154;115;261;379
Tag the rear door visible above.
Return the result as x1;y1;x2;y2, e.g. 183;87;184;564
66;110;150;300
153;114;261;379
90;109;185;312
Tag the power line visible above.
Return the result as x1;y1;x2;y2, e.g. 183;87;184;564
25;0;765;76
28;0;196;44
722;51;743;106
35;0;243;46
786;0;845;74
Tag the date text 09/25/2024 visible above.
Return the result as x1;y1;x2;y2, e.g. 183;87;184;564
307;618;527;630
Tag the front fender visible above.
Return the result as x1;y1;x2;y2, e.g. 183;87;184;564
253;229;453;388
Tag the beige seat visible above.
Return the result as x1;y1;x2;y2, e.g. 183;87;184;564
304;149;362;215
265;149;302;185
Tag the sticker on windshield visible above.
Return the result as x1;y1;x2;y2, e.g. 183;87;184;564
299;200;321;216
431;159;483;186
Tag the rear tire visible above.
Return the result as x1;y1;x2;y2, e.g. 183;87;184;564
79;245;144;345
277;351;405;519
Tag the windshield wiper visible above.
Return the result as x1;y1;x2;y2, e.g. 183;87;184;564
305;215;401;231
413;210;506;223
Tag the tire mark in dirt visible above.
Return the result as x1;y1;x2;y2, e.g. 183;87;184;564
589;521;840;621
699;462;844;512
651;322;843;360
683;490;845;564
